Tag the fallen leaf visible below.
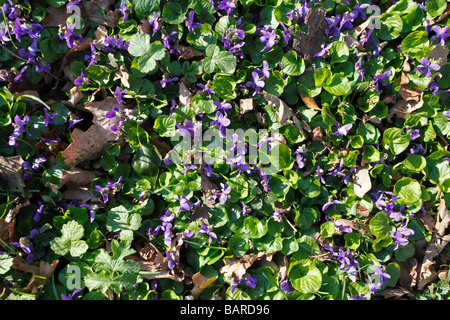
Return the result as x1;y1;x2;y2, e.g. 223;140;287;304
220;252;268;280
174;44;204;60
61;125;109;166
12;257;59;295
113;64;130;88
61;167;101;187
83;96;126;142
292;7;328;62
418;198;450;290
376;287;412;299
0;155;25;194
398;257;418;291
191;272;218;298
179;78;194;107
429;45;449;66
239;98;254;116
352;165;372;198
62;185;102;204
0;209;17;245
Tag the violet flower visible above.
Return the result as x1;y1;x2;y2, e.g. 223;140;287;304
80;204;99;223
210;111;231;136
185;10;200;33
322;195;343;212
59;22;82;49
95;176;123;203
258;25;278;51
34;202;44;222
431;25;450;46
116;1;131;22
218;0;237;15
414;57;440;78
42;108;57;127
114;86;128;104
240;200;251;217
331;122;353;137
61;289;82;300
390;224;414;250
246;70;265;95
313;42;332;58
219;183;231;205
367;265;391;294
74;68;89;86
325;14;342;37
148;12;162;36
197;224;218;243
373;70;391;92
162;30;179;55
196;82;215;98
8;115;30;147
160;75;179;88
271;209;282;223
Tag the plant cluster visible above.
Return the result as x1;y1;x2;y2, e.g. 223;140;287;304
0;0;449;300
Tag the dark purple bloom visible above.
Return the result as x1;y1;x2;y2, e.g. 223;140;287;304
331;122;353;137
279;22;293;45
80;204;99;223
166;249;177;269
114;86;127;104
101;35;129;53
59;22;82;49
210;111;231;136
246;70;265;95
367;265;391;294
68;111;83;129
348;3;371;21
431;25;450;46
18;40;39;64
185;10;200;33
271;209;282;223
42;108;57;127
196;82;216;98
322;195;343;212
313;42;332;58
74;68;89;86
258;25;278;51
148;12;162;36
240;200;251;217
197;224;218;243
85;43;100;66
32;155;46;171
95;176;123;203
390;224;414;250
162;30;179;55
218;0;237;15
373;69;391;92
8;114;30;147
116;1;131;22
160;75;179;88
444;111;450;117
61;289;82;300
325;14;342;37
410;129;420;140
414;57;440;78
173;194;197;213
34;202;44;222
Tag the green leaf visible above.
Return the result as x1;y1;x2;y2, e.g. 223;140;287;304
400;31;429;55
241;216;267;239
330;41;349;64
0;254;14;274
400;154;426;174
203;45;236;74
132;144;162;176
269;143;293;171
314;68;332;88
393;177;422;206
50;220;88;257
426;0;447;18
323;74;351;96
369;211;393;239
154;115;176;137
106;205;142;241
378;13;403;40
382;127;410;155
132;0;160;19
281;51;305;76
162;2;185;24
289;265;322;294
129;34;166;73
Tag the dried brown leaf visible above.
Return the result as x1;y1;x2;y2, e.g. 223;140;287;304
0;155;25;194
220;252;267;280
61;167;100;187
12;257;59;295
239;98;254;116
113;64;130;88
353;166;372;198
191;272;218;298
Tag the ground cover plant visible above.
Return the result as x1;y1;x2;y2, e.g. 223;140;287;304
0;0;449;301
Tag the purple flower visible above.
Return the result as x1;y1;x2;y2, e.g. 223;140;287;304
293;145;306;170
325;14;342;37
313;42;332;58
373;70;391;91
279;22;293;45
85;43;100;66
8;115;30;147
390;224;414;250
271;209;282;223
431;25;450;46
101;36;129;53
444;111;450;118
34;202;44;222
173;194;197;213
95;176;123;203
59;22;82;49
166;249;177;269
410;129;420;140
210;111;231;136
331;122;353;137
74;68;89;86
80;204;99;223
185;10;200;33
414;57;440;78
10;237;34;264
160;75;179;88
148;12;162;36
219;183;231;205
258;25;278;51
196;82;215;98
162;30;179;55
231;274;257;293
240;201;251;217
218;0;237;15
367;265;391;294
322;195;343;212
246;70;265;95
197;224;218;243
18;40;39;64
348;3;371;21
114;86;127;104
61;289;82;300
42;108;57;127
68;111;83;129
116;1;131;22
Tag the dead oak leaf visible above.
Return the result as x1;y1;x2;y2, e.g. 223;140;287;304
61;125;109;166
191;272;218;298
220;252;268;280
61;167;101;187
353;165;372;198
0;155;25;194
12;257;59;295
